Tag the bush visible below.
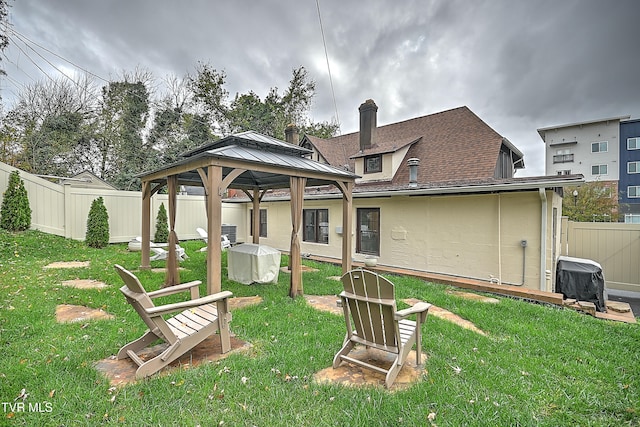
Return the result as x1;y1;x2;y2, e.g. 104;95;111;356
85;197;109;248
0;170;32;232
154;202;169;243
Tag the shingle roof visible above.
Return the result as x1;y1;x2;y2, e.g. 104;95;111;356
304;106;522;184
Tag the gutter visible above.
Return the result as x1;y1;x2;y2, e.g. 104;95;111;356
245;176;585;202
539;188;547;291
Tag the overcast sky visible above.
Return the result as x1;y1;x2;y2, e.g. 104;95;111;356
2;0;639;176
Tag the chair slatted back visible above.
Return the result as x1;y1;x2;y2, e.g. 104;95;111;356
114;264;174;340
341;269;399;351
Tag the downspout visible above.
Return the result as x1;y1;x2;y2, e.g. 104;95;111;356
539;188;547;291
497;193;502;285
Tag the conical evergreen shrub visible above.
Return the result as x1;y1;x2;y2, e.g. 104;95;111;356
0;170;32;232
85;197;109;248
154;202;169;243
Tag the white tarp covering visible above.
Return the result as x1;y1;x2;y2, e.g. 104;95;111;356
227;243;281;285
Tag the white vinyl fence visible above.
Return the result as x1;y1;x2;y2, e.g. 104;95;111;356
0;162;246;243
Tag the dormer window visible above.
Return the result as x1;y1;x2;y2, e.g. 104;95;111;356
364;154;382;173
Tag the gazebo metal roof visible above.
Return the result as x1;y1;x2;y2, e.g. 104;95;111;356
140;131;357;190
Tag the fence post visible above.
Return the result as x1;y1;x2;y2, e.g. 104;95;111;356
560;216;569;256
63;183;73;239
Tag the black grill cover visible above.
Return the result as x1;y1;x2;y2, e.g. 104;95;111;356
556;256;607;312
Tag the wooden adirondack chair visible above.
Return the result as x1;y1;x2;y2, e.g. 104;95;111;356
114;264;233;379
333;269;431;388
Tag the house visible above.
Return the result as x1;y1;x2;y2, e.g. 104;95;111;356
227;101;582;292
59;171;117;190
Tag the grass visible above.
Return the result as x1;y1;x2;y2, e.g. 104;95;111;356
0;229;638;426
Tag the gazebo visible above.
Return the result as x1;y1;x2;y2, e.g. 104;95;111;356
137;130;358;297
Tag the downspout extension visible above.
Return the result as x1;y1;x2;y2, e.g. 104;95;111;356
539;188;547;292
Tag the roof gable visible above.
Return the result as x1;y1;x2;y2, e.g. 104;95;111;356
304;106;516;184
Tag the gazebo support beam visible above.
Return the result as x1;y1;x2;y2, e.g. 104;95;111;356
165;175;180;287
337;181;354;274
206;165;223;295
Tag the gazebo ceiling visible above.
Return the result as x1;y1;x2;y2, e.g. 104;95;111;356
139;131;358;189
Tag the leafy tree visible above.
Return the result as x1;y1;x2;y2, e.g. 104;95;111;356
0;170;31;231
190;64;337;140
8;75;99;175
563;183;619;222
85;196;109;248
99;80;151;190
154;202;169;243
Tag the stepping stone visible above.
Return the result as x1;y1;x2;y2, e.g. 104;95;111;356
404;298;487;336
61;279;108;289
314;346;426;391
280;265;319;273
95;335;252;386
150;267;186;274
229;296;263;310
448;290;500;304
577;301;597;316
55;304;114;323
606;300;631;313
44;261;90;269
304;295;342;315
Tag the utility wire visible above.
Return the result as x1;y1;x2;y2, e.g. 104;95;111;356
315;0;340;134
7;26;109;84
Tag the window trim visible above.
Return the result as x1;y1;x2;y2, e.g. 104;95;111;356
356;207;380;256
628;137;640;150
591;141;608;153
303;208;329;244
591;164;608;176
628;186;640;198
250;208;267;237
628;161;640;174
363;154;382;173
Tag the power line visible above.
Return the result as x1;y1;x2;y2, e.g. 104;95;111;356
315;0;340;134
6;26;109;84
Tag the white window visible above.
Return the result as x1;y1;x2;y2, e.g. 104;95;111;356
557;170;571;175
591;164;608;175
625;214;640;224
591;141;608;153
628;137;640;150
628;161;640;174
628;186;640;198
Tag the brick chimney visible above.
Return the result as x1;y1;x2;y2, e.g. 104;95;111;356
285;124;299;145
359;99;377;151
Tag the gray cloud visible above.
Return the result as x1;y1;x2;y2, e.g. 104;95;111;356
3;0;639;176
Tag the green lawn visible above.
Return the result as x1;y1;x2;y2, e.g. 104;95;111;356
0;230;638;426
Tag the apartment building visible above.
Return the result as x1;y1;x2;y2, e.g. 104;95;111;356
538;115;640;222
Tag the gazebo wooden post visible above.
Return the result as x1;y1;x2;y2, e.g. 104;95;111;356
140;181;152;270
289;176;306;298
165;175;180;287
206;165;223;295
252;189;261;244
338;181;354;274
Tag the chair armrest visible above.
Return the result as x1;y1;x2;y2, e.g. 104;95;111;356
147;280;202;299
395;302;432;320
146;291;233;317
